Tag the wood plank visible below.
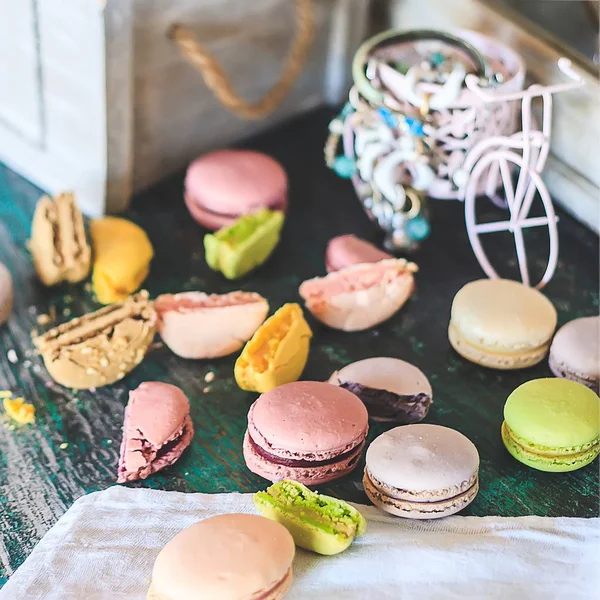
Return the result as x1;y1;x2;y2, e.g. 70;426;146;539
0;109;598;586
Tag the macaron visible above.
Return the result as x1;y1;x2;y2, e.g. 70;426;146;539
184;149;288;230
243;381;369;485
325;234;391;272
329;357;432;423
235;303;312;393
448;279;557;369
155;291;269;359
549;316;599;394
118;382;194;482
0;262;13;326
299;258;418;331
90;217;154;304
254;479;366;555
364;424;480;519
501;378;600;472
147;514;294;600
204;208;284;280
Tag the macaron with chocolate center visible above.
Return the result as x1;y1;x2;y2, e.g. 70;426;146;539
329;357;432;423
243;381;369;485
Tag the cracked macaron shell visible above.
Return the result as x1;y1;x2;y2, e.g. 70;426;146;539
118;382;194;483
325;234;391;272
90;217;154;305
254;479;366;555
299;258;418;332
0;262;13;326
234;303;312;393
155;291;269;359
204;208;284;280
502;378;600;472
449;279;557;369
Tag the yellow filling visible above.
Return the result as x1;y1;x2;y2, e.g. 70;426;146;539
235;304;312;393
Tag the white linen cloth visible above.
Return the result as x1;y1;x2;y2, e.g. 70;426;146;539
1;485;598;599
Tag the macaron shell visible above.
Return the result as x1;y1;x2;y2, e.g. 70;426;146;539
501;421;599;472
363;469;479;519
549;316;600;392
450;279;557;354
0;262;13;326
449;322;550;369
365;424;479;500
248;381;369;459
503;378;600;449
243;430;365;485
325;234;392;272
155;291;269;359
185;150;287;226
149;514;294;600
330;357;432;397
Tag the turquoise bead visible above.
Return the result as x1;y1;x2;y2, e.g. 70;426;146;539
333;156;356;178
430;52;445;66
406;216;431;241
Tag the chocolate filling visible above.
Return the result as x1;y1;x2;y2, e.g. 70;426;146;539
339;381;432;423
248;434;362;468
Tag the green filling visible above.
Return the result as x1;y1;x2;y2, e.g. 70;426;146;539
204;209;284;280
254;480;366;555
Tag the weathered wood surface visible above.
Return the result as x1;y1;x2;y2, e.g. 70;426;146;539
0;109;598;586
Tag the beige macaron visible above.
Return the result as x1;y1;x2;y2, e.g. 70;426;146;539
448;279;557;369
148;514;295;600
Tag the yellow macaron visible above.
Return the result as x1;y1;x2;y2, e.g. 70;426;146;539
448;279;557;369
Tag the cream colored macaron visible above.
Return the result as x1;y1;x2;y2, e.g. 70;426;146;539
448;279;557;369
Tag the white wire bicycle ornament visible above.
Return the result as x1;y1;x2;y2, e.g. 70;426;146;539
324;30;584;289
453;58;583;289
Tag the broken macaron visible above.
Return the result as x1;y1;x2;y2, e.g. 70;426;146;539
204;208;284;280
329;357;433;423
325;234;391;272
299;258;418;332
117;382;194;483
234;303;312;393
155;291;269;359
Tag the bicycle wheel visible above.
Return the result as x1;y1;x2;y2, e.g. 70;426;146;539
464;149;558;289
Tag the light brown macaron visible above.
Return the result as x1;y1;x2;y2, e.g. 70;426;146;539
155;291;269;359
0;262;13;326
147;514;295;600
448;279;557;369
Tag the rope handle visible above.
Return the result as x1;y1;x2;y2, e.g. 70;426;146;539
168;0;315;120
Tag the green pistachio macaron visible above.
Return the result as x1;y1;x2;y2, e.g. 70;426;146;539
502;378;600;472
254;479;366;555
204;208;284;279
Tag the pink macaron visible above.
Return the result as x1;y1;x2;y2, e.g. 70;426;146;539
325;234;391;272
243;381;369;485
117;382;194;483
184;149;288;230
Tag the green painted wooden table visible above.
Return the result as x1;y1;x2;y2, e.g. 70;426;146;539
0;109;598;586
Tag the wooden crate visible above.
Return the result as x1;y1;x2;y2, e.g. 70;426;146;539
0;0;369;216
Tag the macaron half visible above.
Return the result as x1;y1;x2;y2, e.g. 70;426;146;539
502;378;600;472
243;381;369;485
549;316;600;394
364;424;480;519
147;514;294;600
448;279;557;369
329;357;432;423
0;262;13;326
184;150;288;231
